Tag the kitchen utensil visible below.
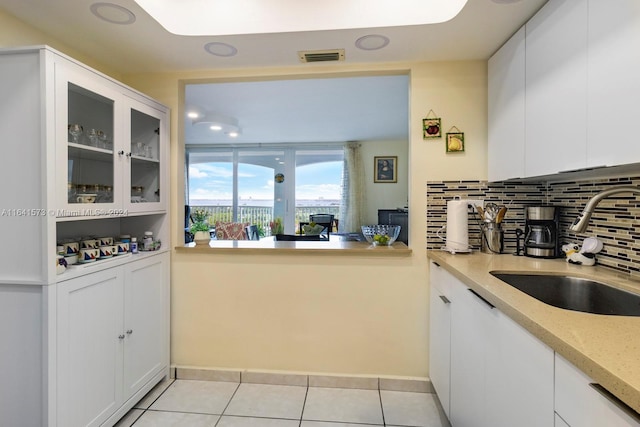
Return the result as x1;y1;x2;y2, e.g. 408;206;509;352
481;222;504;254
484;202;499;222
496;206;507;223
476;206;485;221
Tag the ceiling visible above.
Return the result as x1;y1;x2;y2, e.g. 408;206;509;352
0;0;547;145
0;0;547;73
184;75;410;145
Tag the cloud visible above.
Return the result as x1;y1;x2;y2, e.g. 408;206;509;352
188;166;209;178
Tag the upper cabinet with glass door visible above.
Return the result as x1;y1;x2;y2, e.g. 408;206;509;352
55;58;168;218
124;97;167;214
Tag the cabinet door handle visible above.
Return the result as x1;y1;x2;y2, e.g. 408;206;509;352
439;295;451;304
588;383;640;421
118;334;125;340
117;150;125;156
126;329;133;335
432;261;441;267
126;152;132;157
468;289;495;309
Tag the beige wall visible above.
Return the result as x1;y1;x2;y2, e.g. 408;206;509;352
123;61;487;378
0;9;122;79
1;9;488;378
361;139;409;225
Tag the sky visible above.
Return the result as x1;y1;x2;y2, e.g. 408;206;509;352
188;161;343;203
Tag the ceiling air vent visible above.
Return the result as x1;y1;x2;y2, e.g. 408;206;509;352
298;49;345;63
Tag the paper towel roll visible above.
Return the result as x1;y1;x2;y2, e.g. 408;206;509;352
445;199;470;253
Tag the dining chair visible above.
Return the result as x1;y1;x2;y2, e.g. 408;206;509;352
309;213;335;235
245;225;260;240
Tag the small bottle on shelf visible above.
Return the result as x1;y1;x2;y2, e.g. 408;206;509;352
130;237;138;254
143;231;154;250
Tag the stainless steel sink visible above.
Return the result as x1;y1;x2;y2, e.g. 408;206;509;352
490;272;640;316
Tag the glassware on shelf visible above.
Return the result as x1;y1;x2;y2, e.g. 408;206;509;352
68;124;83;143
97;130;108;149
143;143;152;159
67;182;77;203
87;129;98;147
135;141;144;156
104;185;113;203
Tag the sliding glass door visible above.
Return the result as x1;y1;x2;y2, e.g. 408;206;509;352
187;145;344;235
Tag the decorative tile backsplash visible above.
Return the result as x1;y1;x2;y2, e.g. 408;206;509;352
427;176;640;278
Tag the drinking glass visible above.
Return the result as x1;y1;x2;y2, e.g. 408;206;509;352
97;130;108;149
87;129;98;147
68;124;83;143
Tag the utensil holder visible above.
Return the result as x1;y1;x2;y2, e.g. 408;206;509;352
481;222;504;254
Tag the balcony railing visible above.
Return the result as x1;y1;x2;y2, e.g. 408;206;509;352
191;205;340;236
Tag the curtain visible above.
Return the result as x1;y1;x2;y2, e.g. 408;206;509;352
340;142;364;232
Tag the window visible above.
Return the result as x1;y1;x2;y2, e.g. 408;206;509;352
186;145;344;236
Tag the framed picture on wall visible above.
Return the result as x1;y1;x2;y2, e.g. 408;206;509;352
374;156;397;183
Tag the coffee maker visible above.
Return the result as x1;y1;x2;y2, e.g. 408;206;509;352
524;206;560;258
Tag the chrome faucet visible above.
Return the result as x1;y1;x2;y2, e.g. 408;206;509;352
569;186;640;233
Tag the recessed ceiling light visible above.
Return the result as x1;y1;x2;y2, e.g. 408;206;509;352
204;42;238;57
187;112;199;119
210;125;222;131
90;2;136;25
228;131;239;138
355;35;390;51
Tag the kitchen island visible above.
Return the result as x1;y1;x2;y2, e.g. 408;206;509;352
427;250;640;415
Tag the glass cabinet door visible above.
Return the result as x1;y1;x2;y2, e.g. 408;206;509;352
56;62;123;216
125;98;166;213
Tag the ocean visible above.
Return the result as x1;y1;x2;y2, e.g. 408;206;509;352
189;199;340;207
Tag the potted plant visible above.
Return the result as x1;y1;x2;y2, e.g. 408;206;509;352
190;208;211;244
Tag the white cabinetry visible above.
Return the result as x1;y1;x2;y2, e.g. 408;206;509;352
525;0;588;177
489;0;640;181
428;262;451;418
123;254;168;398
55;56;168;217
586;0;640;168
57;253;168;427
430;263;554;427
0;46;170;427
488;25;526;182
555;354;640;427
450;271;500;427
491;310;554;427
57;268;124;427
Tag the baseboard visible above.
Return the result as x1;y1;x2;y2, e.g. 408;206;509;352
172;365;432;393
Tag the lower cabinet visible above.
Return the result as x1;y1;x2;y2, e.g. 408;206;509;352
449;270;500;427
56;253;168;427
428;263;451;418
430;261;554;427
555;354;640;427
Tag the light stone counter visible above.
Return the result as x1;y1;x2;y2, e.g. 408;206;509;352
177;237;411;256
427;250;640;414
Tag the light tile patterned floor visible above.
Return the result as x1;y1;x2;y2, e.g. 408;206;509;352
115;378;451;427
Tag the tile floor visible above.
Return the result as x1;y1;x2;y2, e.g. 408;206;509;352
115;378;451;427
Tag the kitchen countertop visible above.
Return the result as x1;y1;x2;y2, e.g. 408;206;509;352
427;250;640;414
177;237;411;256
